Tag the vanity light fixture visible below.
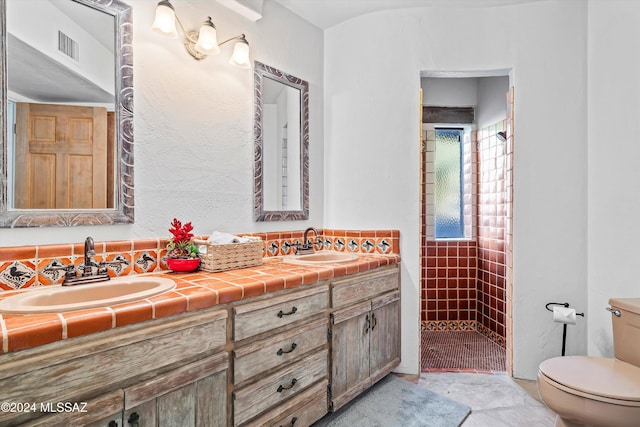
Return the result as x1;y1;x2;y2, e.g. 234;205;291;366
151;0;251;69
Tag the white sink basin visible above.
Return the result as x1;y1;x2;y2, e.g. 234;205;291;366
0;276;176;314
283;251;359;265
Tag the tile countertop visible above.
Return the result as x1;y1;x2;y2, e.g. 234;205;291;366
0;254;400;355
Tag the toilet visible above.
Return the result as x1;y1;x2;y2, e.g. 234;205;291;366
537;298;640;427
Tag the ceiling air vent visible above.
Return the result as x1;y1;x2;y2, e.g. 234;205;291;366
58;30;79;62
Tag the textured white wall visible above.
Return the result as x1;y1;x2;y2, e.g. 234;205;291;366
0;0;324;245
324;1;588;378
587;0;640;357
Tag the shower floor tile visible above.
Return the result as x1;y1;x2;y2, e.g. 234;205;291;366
421;331;506;372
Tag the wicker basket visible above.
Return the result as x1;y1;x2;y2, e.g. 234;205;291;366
194;237;263;272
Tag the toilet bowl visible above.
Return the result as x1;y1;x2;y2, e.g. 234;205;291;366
537;298;640;427
538;356;640;427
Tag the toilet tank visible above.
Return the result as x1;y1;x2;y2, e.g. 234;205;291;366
609;297;640;367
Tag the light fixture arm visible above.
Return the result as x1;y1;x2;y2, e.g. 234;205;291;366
218;34;247;46
174;14;198;45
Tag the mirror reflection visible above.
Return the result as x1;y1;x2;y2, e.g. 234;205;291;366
7;0;115;209
254;61;309;221
0;0;134;227
261;76;301;211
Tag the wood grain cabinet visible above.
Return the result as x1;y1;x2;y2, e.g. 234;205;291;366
231;284;330;427
328;267;400;412
0;310;228;427
0;264;401;427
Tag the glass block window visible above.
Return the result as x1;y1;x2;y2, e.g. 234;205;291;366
435;128;464;238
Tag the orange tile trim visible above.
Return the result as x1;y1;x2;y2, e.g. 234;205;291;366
0;253;400;356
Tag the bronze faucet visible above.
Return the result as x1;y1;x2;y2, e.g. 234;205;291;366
44;237;111;286
83;236;96;277
295;227;320;255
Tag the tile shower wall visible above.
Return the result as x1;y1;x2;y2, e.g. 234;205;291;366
422;240;478;325
0;229;399;291
476;124;508;347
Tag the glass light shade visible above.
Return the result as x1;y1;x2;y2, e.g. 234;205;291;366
194;19;220;55
151;1;178;38
229;39;251;69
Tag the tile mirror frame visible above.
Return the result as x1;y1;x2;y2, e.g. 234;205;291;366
253;61;309;221
0;0;133;227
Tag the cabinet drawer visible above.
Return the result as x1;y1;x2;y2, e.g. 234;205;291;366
234;318;328;385
234;285;328;341
332;268;399;309
245;379;329;427
233;349;328;426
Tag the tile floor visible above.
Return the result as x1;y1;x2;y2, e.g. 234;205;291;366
417;330;557;425
417;372;557;426
421;331;505;372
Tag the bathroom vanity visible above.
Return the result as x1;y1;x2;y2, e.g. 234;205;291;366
0;259;400;426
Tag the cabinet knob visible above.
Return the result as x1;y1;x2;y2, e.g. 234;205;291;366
363;313;370;334
127;412;140;427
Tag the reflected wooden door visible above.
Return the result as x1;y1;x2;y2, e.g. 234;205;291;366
14;103;108;209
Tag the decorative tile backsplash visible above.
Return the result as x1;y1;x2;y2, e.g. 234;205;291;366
0;229;399;291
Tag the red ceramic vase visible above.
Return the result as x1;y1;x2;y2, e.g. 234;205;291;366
166;257;200;273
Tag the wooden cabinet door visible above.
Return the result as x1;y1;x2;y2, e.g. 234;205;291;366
369;291;401;383
124;370;227;427
329;300;371;412
124;353;228;427
14;102;107;209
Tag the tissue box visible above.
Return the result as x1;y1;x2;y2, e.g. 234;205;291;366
193;237;263;272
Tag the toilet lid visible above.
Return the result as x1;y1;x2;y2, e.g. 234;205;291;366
539;356;640;402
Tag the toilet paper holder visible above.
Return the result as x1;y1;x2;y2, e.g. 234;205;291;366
545;302;585;356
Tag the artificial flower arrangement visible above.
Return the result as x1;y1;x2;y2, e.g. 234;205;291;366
166;218;200;272
167;218;199;258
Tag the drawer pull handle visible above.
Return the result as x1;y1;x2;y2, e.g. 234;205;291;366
277;378;298;392
364;313;370;334
277;306;298;318
108;422;118;427
371;313;377;330
277;342;298;356
280;416;298;427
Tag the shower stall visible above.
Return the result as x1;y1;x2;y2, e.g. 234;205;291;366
420;76;514;373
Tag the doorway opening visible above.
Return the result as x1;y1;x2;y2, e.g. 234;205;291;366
419;73;514;373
